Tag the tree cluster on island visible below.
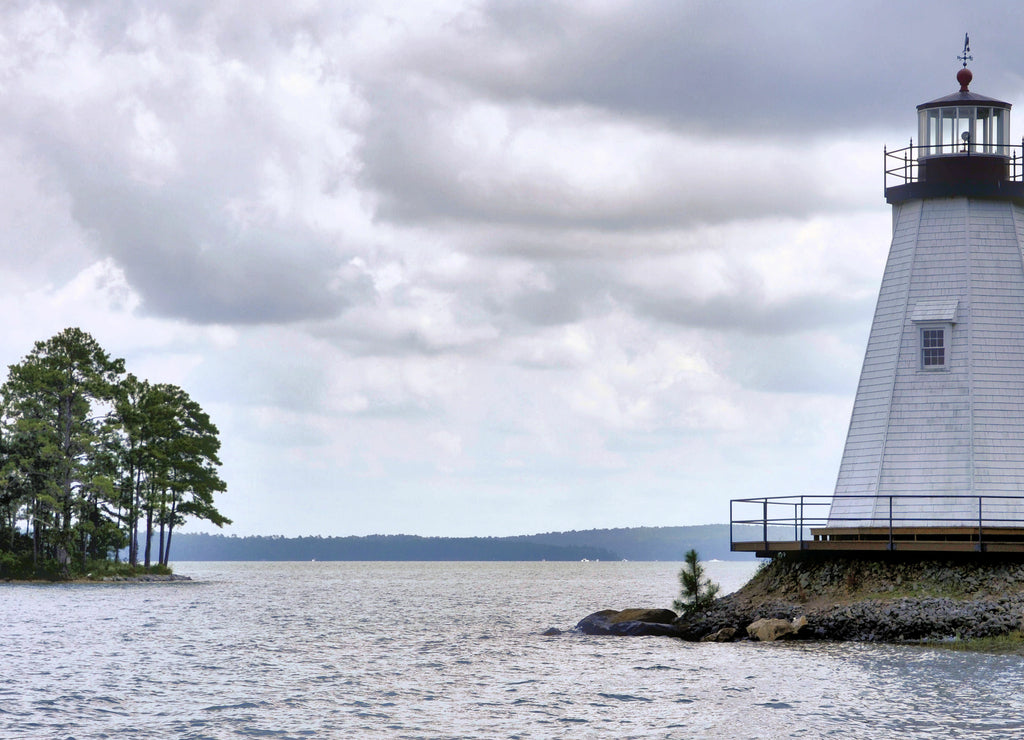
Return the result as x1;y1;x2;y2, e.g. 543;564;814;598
0;328;229;580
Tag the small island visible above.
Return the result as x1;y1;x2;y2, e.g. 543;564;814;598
0;328;229;581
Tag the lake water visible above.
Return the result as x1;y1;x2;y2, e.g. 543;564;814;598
3;560;1024;739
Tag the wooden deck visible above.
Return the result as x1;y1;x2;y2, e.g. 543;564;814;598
732;526;1024;558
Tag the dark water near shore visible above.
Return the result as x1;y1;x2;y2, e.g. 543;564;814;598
3;560;1024;738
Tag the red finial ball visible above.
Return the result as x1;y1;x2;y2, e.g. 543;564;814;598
957;67;973;92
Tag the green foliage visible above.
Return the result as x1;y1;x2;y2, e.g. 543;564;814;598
0;327;229;579
0;549;34;579
673;548;720;616
81;559;173;580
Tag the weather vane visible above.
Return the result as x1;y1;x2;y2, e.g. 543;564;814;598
958;33;973;68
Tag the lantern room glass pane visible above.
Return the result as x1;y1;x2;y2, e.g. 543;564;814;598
941;109;956;154
975;109;990;153
994;109;1009;153
956;108;972;151
927;110;940;155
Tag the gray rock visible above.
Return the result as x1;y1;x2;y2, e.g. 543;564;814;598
575;609;681;637
701;627;737;642
746;617;802;642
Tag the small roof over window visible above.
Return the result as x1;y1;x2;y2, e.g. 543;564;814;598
911;298;959;323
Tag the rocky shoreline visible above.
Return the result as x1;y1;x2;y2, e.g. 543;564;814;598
2;573;193;584
97;573;193;583
577;554;1024;644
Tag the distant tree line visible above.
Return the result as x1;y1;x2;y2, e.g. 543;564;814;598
168;533;619;562
0;328;229;578
518;525;744;561
167;526;760;562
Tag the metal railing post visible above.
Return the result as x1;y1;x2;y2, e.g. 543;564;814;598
729;500;734;549
978;496;984;552
798;496;804;549
763;499;769;551
888;496;894;551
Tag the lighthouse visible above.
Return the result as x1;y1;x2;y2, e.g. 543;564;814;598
827;49;1024;535
732;42;1024;554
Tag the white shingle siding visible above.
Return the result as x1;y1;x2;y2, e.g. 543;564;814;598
829;198;1024;527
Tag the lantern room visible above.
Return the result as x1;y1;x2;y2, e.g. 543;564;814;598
884;66;1024;206
917;67;1011;157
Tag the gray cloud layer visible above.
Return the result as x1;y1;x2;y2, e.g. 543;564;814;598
6;0;993;328
0;1;1016;534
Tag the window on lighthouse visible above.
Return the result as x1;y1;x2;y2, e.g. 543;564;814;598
921;327;946;369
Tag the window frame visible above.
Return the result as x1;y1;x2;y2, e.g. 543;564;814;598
918;322;952;371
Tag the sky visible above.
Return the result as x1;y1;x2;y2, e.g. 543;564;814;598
4;1;1024;537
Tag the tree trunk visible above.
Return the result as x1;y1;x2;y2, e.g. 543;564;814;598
158;520;165;568
129;482;139;567
161;499;178;566
60;394;74;547
163;523;175;567
144;508;153;569
129;471;141;567
31;500;39;571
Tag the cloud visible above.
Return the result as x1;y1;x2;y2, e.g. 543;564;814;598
359;84;889;231
2;0;1016;536
378;0;1022;135
3;2;375;324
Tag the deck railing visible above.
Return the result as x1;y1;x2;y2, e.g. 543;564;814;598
884;141;1024;189
730;494;1024;553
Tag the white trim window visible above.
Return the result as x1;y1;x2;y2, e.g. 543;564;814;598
911;299;958;373
921;326;946;369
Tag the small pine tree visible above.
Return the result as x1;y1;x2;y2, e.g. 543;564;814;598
673;548;720;616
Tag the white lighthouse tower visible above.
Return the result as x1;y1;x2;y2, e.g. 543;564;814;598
827;46;1024;537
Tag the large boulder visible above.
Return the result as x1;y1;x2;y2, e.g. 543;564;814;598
701;627;738;642
611;608;678;625
575;608;680;637
746;616;806;642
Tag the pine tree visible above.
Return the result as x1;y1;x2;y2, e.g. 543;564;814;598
1;328;124;572
673;548;720;616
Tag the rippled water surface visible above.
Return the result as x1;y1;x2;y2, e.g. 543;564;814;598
3;560;1024;738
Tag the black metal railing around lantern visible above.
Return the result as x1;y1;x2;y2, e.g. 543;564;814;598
884;141;1024;190
730;494;1024;555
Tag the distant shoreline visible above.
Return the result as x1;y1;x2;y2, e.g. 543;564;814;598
166;525;757;562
